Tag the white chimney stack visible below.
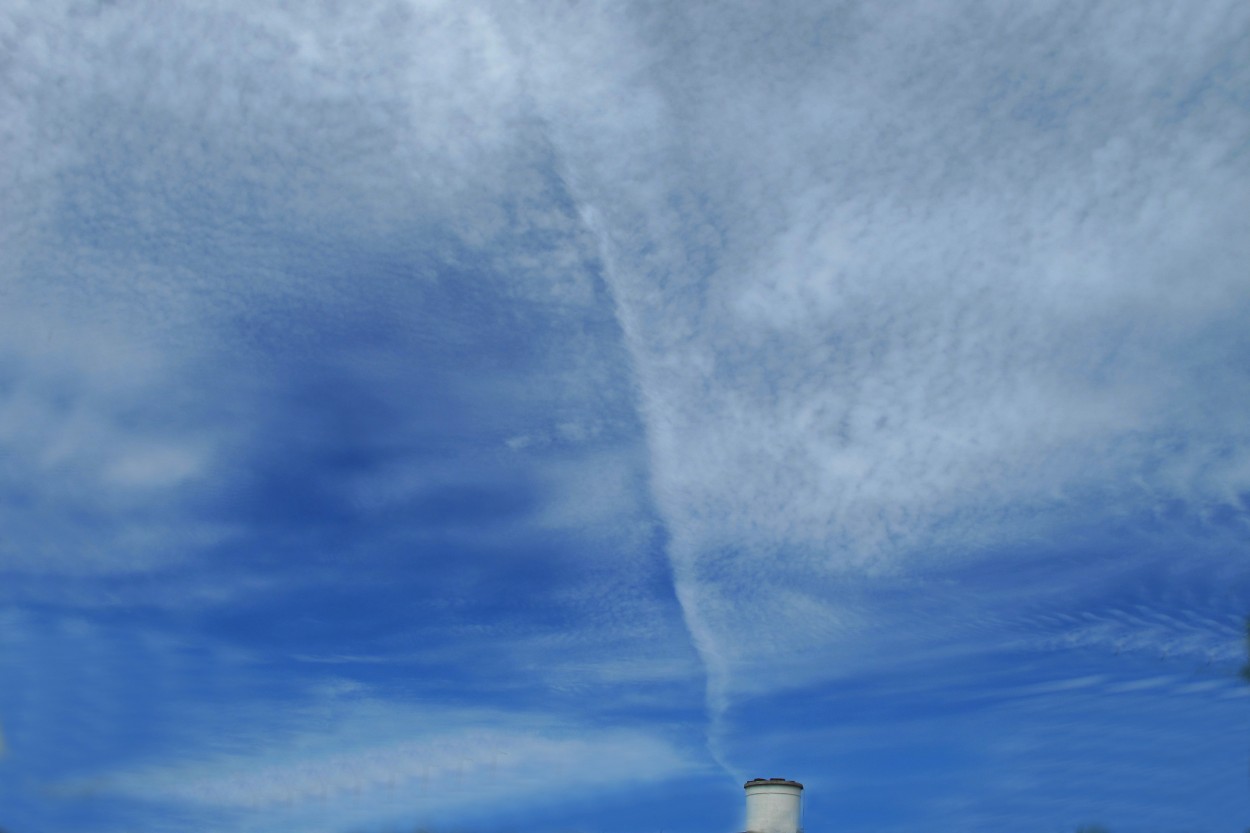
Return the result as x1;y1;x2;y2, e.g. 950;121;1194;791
744;778;803;833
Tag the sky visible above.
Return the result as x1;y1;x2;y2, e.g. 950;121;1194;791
1;1;1249;831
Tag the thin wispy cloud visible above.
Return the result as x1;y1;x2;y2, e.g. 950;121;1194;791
68;702;697;833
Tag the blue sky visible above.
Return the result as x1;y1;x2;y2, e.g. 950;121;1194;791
1;1;1249;831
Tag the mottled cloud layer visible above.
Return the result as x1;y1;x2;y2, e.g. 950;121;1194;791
514;0;1250;734
2;2;700;829
2;0;1248;830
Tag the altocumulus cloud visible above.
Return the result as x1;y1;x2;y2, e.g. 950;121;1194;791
2;1;702;830
513;0;1250;741
1;0;1249;831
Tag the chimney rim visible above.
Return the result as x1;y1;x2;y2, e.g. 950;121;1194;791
743;777;803;789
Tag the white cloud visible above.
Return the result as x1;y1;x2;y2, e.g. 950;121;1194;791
509;0;1250;754
5;0;1248;807
67;699;699;833
0;0;610;580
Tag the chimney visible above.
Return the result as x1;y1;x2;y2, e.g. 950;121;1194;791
743;777;803;833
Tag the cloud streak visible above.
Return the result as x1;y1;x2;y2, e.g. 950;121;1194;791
78;707;697;833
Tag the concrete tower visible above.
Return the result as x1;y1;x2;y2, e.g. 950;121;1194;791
744;778;803;833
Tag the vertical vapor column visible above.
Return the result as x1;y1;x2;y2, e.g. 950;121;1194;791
744;778;803;833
